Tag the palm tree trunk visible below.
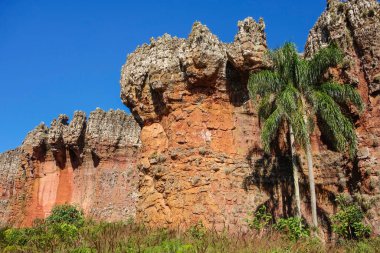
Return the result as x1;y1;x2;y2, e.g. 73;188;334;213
289;124;301;220
305;138;318;229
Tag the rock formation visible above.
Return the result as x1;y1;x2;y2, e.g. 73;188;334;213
120;17;274;231
305;0;380;234
0;0;379;236
0;109;141;226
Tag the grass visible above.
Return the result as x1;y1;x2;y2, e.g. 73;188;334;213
0;204;378;253
0;221;379;253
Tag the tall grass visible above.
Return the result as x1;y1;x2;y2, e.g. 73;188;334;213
0;220;379;253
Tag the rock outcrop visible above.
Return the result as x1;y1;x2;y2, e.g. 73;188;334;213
119;1;380;234
305;0;380;234
120;17;272;231
0;0;379;236
0;109;141;226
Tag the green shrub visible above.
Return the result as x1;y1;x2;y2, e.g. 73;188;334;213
188;221;206;239
3;229;28;246
246;205;272;233
331;196;371;240
51;223;79;244
273;217;309;241
46;204;84;227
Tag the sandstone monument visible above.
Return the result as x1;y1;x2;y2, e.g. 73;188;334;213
0;0;379;236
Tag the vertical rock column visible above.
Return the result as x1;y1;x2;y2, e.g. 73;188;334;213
120;18;271;231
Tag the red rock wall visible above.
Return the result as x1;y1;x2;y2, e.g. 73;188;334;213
0;0;379;236
120;18;312;231
0;109;140;226
305;0;380;234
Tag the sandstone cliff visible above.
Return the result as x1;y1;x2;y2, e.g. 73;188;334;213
119;0;380;234
305;0;380;234
0;0;379;237
0;109;141;226
120;17;273;231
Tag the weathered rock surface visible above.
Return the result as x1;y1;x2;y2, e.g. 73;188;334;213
120;17;272;231
120;17;351;232
0;149;21;225
0;109;141;226
0;0;379;237
119;2;380;234
305;0;380;234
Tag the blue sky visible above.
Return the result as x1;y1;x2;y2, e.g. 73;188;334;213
0;0;326;152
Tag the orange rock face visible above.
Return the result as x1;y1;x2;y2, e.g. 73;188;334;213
305;0;380;234
0;0;379;236
120;18;304;231
0;109;140;227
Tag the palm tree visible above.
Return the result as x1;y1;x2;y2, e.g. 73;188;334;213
248;43;364;231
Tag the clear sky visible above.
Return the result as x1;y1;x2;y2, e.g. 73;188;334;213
0;0;326;153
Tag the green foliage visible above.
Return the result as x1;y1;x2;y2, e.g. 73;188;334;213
248;42;364;156
3;229;28;246
0;217;379;252
69;246;94;253
246;205;272;232
188;221;206;239
273;217;309;241
144;239;194;253
46;204;84;227
331;195;371;240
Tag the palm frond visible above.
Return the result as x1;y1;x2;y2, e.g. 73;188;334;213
307;45;344;85
257;94;275;122
271;43;299;84
248;70;281;98
312;91;358;156
319;82;365;113
277;84;300;116
288;110;310;148
295;58;310;92
261;108;284;153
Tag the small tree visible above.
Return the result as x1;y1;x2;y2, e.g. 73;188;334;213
46;204;84;227
273;217;309;241
331;195;371;240
246;206;272;237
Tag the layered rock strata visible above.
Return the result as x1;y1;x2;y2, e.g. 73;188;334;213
0;109;141;226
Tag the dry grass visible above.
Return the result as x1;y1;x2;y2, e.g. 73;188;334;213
0;221;379;252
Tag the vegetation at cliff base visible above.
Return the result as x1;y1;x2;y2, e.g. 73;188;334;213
0;205;379;253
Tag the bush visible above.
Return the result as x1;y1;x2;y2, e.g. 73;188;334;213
46;204;84;227
331;195;371;240
188;221;206;239
3;229;28;246
273;217;309;241
246;205;272;234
